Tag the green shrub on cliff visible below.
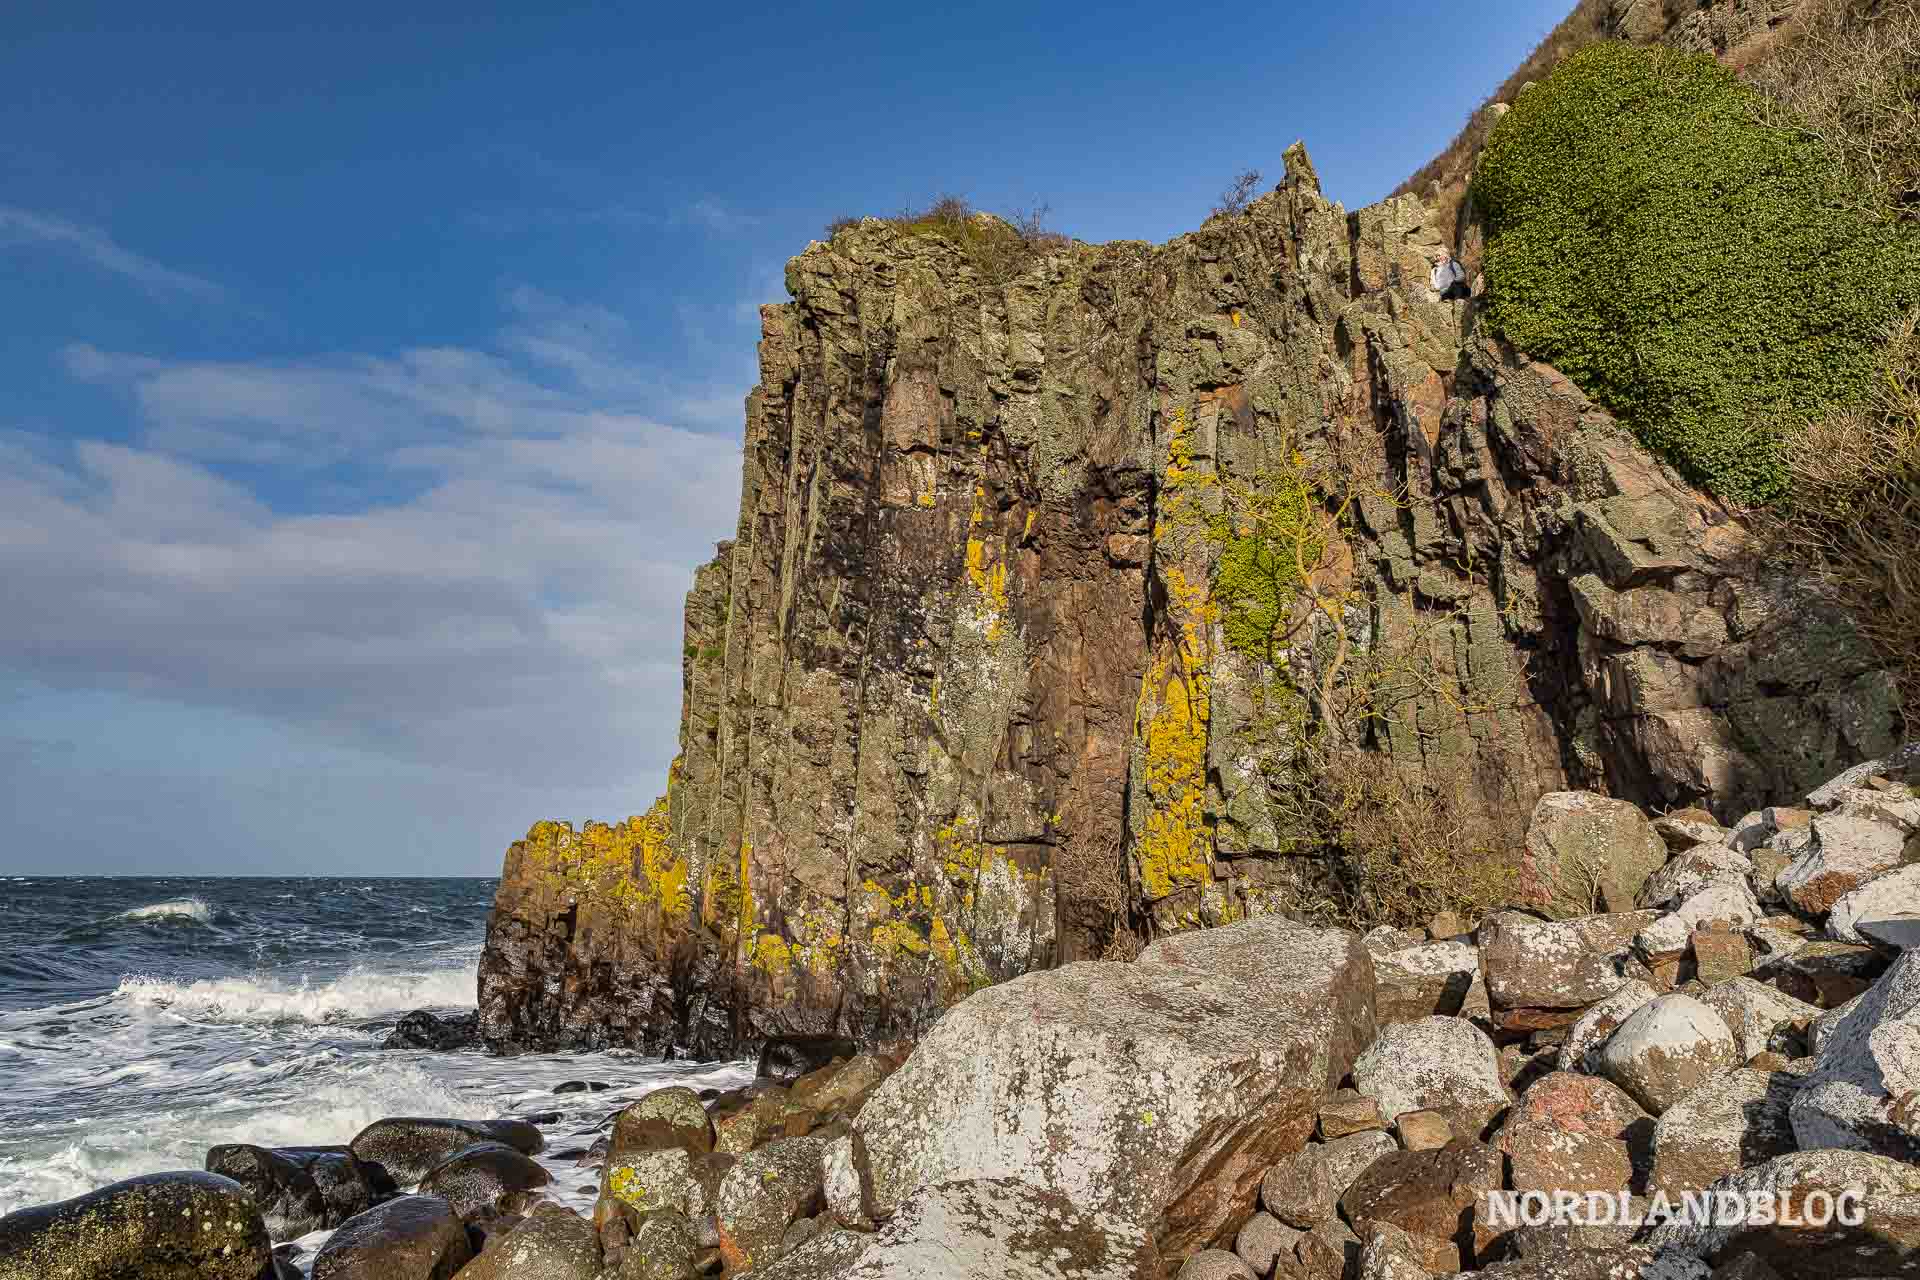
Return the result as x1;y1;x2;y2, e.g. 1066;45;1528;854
1471;40;1920;504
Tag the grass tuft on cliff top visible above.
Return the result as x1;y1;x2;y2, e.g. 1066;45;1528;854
1471;40;1920;504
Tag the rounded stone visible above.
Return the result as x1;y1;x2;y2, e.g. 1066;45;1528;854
1598;993;1739;1114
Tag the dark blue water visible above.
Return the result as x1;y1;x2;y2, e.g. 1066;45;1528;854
0;877;748;1245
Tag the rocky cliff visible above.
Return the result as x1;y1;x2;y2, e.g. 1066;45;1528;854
478;133;1899;1056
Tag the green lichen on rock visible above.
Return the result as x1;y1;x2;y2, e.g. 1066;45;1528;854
1472;40;1920;503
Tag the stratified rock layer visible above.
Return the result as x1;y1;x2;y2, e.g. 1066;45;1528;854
480;141;1897;1057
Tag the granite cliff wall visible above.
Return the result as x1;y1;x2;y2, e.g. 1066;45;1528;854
478;144;1898;1058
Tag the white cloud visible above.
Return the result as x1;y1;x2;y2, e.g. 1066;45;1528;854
0;205;223;298
2;293;746;798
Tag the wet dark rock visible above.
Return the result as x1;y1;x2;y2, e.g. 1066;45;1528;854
348;1117;544;1193
205;1143;374;1238
755;1036;856;1082
0;1171;271;1280
458;1202;601;1280
311;1194;473;1280
382;1010;480;1051
416;1141;552;1222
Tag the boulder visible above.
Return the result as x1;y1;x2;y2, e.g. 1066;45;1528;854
852;919;1374;1262
1394;1111;1452;1151
1697;977;1819;1062
204;1143;373;1239
1558;980;1659;1073
1235;1211;1303;1276
311;1195;473;1280
1261;1146;1334;1229
747;1177;1162;1279
1318;1090;1386;1139
714;1134;826;1272
1791;948;1920;1160
348;1117;544;1192
382;1009;480;1051
1338;1140;1503;1251
0;1171;270;1280
1777;811;1911;915
1751;938;1889;1008
1632;880;1763;963
612;1209;698;1280
1496;1071;1648;1195
1320;1130;1400;1202
417;1141;551;1222
1521;792;1669;916
1598;994;1739;1114
757;1036;857;1082
1644;1149;1920;1276
1176;1251;1256;1279
1351;1016;1508;1134
456;1202;600;1280
1649;1068;1799;1195
788;1053;891;1118
1829;864;1920;944
1689;924;1753;987
1297;1218;1363;1280
610;1087;713;1158
1373;940;1484;1023
1636;846;1753;910
1480;911;1658;1011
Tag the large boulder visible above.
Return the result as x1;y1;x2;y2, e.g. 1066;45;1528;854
0;1171;270;1280
1637;845;1752;910
1480;911;1657;1012
1777;810;1912;916
1644;1150;1920;1276
851;918;1374;1264
1598;994;1739;1114
416;1141;551;1222
311;1195;474;1280
456;1202;601;1280
1558;980;1659;1073
1829;864;1920;944
714;1134;827;1272
1521;792;1670;916
1351;1017;1508;1134
348;1117;544;1192
1338;1140;1504;1250
1698;976;1819;1062
749;1178;1162;1279
1792;948;1920;1160
204;1143;374;1239
1496;1071;1648;1196
1372;940;1484;1023
1648;1068;1800;1194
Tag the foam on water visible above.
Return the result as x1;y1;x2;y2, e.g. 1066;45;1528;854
113;963;479;1024
115;897;214;924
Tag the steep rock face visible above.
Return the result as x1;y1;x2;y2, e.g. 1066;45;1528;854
479;147;1896;1057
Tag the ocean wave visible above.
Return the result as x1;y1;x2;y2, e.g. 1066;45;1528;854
115;898;214;925
113;964;477;1025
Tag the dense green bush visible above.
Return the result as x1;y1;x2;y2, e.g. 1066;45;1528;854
1471;40;1920;503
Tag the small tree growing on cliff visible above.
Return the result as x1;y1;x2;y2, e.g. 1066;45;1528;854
1212;169;1264;218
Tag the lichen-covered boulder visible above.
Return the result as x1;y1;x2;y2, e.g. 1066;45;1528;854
611;1209;697;1280
204;1143;373;1239
417;1140;551;1222
1521;792;1670;916
311;1195;473;1280
1175;1251;1257;1279
714;1134;826;1273
852;920;1373;1264
1778;810;1912;915
1260;1147;1334;1229
749;1178;1162;1279
1697;976;1819;1062
1828;863;1920;944
1234;1212;1303;1276
0;1171;271;1280
1496;1071;1648;1195
456;1202;601;1280
1751;938;1888;1008
1558;980;1659;1073
1791;948;1920;1160
1351;1016;1508;1133
1372;940;1485;1023
348;1117;543;1192
1480;911;1657;1012
1648;1068;1799;1195
1598;994;1739;1114
1636;844;1752;910
1644;1150;1920;1276
1631;879;1762;963
788;1053;891;1118
1338;1141;1503;1246
1319;1130;1399;1202
610;1086;713;1157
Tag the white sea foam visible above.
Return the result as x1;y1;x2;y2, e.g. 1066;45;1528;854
113;964;477;1025
116;897;213;924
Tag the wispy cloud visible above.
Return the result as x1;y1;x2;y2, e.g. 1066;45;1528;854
0;205;223;298
4;291;748;795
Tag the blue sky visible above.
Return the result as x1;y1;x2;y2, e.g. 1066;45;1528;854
1;1;1571;875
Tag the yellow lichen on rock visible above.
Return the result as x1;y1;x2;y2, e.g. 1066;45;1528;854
518;791;690;922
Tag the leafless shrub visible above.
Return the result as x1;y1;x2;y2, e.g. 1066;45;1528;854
1211;169;1264;219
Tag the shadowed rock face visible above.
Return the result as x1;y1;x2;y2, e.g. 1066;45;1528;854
479;142;1898;1059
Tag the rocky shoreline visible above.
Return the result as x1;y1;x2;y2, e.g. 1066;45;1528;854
3;748;1914;1278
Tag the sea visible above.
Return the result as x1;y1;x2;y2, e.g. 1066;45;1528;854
0;876;752;1265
